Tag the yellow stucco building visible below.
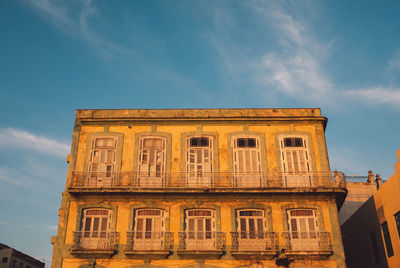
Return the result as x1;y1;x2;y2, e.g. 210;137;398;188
342;149;400;267
51;108;347;268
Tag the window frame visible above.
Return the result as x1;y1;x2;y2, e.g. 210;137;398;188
236;209;266;238
232;136;262;174
80;208;112;238
137;136;167;177
381;221;394;257
133;208;164;239
394;211;400;239
80;132;123;187
185;209;216;240
279;135;312;173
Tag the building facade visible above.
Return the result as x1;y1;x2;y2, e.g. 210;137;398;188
341;149;400;267
0;243;45;268
51;108;347;267
339;170;379;225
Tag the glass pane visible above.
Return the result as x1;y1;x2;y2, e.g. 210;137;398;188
138;210;161;216
145;219;152;238
291;210;313;216
136;218;143;233
84;218;91;231
101;218;108;232
206;219;211;238
257;219;264;233
92;217;99;230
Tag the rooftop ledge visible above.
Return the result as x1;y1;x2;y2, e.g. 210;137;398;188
75;108;326;122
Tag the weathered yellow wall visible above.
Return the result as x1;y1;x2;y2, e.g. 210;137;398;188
52;109;346;268
373;149;400;268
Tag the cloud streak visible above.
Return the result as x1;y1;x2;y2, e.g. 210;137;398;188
343;87;400;106
205;1;400;108
23;0;130;59
0;128;69;158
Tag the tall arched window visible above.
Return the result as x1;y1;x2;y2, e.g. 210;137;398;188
279;136;313;186
138;136;166;187
287;209;318;250
186;136;213;187
132;209;164;250
185;209;216;250
79;209;112;249
232;137;261;187
88;137;117;187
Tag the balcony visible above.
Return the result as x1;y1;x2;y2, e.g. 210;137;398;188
124;232;172;258
230;232;278;259
69;170;346;192
70;231;119;257
281;231;332;259
177;232;225;258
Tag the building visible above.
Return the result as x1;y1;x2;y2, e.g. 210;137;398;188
341;149;400;267
51;108;348;267
339;170;379;225
0;243;45;268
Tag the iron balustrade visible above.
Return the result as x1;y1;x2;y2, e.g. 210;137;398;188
70;171;346;189
282;231;332;251
125;232;172;251
178;232;225;251
230;232;278;251
71;231;119;251
345;175;369;183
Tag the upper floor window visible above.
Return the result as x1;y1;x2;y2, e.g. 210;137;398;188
280;137;311;173
88;137;117;187
138;137;166;187
186;136;213;187
232;137;261;187
280;136;313;186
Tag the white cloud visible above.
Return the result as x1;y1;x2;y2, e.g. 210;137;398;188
0;128;69;158
343;87;400;106
253;5;335;104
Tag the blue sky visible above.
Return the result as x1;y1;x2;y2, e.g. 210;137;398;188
1;0;400;265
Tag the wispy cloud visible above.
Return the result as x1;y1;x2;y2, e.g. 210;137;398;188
22;0;130;58
343;87;400;106
0;128;69;157
205;1;400;108
252;3;335;104
388;50;400;70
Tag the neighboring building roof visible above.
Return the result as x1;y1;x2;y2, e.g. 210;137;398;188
0;243;45;267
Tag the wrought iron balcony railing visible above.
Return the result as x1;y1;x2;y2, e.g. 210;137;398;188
69;171;346;190
230;232;279;251
71;231;119;251
178;232;225;251
125;232;172;251
282;231;332;252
